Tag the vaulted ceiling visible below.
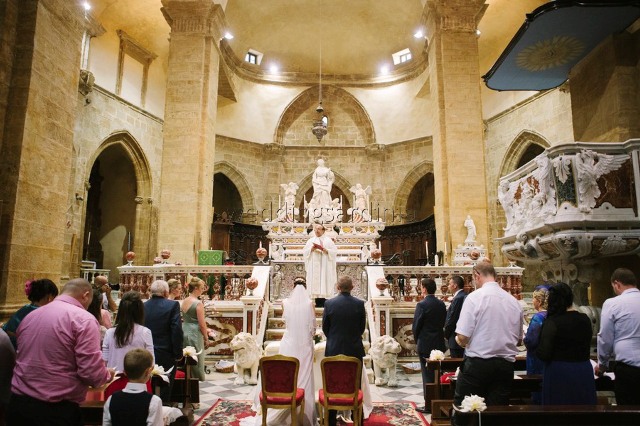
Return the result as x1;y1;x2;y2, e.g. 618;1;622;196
91;0;547;81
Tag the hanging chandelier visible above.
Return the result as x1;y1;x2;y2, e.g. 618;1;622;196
311;32;328;142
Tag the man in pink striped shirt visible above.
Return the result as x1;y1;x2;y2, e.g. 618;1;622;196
7;278;114;425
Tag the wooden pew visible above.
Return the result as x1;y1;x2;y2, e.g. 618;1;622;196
452;405;640;426
424;357;528;407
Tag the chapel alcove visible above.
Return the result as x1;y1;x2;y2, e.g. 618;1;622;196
84;145;137;281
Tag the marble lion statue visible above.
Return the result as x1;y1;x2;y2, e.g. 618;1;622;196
230;332;262;385
369;335;402;387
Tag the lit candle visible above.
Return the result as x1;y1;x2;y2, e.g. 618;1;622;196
259;241;262;249
378;241;381;250
425;241;429;258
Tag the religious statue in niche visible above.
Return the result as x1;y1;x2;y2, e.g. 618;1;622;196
348;183;372;222
305;158;342;223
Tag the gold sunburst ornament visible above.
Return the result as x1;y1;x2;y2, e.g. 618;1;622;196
516;35;585;72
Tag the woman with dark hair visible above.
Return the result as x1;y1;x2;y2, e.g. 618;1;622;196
88;289;112;343
102;291;154;372
2;278;59;348
536;282;596;405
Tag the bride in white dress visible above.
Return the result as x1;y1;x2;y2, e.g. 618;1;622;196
241;281;318;426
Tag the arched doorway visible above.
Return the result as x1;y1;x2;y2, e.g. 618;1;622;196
213;173;244;221
84;145;137;280
406;173;435;222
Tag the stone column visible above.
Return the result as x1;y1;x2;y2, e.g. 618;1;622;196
0;0;86;316
425;1;489;263
157;0;224;264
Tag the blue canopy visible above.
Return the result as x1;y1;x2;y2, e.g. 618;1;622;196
483;1;640;91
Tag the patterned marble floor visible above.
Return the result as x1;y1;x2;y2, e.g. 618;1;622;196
192;366;430;422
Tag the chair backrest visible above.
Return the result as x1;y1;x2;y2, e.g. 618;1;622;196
259;355;300;397
321;355;361;399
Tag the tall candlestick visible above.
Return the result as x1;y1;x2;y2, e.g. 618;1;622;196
270;202;273;221
259;240;262;249
87;231;91;245
378;241;381;250
434;253;439;267
269;243;272;257
127;232;131;251
425;241;429;259
444;238;448;262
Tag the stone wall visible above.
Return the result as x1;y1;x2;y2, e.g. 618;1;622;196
70;85;164;275
214;135;432;223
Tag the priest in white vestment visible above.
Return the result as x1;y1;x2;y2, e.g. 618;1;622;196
303;224;338;301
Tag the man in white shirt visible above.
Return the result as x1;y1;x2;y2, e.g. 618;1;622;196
452;260;523;424
303;223;338;305
597;268;640;405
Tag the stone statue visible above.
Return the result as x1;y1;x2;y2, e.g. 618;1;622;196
464;215;477;243
278;182;299;222
574;149;629;212
349;183;372;222
306;159;337;222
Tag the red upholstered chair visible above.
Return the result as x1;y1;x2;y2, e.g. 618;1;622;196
318;355;363;426
259;355;305;426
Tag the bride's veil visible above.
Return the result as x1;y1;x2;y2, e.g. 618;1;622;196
283;283;315;343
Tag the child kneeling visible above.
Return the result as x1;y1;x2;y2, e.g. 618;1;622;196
103;348;163;426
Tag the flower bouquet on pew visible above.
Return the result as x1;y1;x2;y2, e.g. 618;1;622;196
453;395;487;426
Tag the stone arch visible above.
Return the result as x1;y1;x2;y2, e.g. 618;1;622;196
393;161;435;213
213;161;256;212
498;130;551;179
86;130;154;266
274;85;376;146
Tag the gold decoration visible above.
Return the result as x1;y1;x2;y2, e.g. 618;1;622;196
516;35;584;72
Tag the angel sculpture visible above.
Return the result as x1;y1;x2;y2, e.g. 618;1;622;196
348;183;372;222
498;179;516;233
574;150;629;212
278;182;299;222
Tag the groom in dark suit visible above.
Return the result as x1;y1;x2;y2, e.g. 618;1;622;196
144;280;183;405
445;275;467;358
322;276;366;426
412;278;446;414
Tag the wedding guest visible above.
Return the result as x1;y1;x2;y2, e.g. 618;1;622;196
167;278;183;301
0;329;15;425
537;282;596;405
181;277;210;381
597;268;640;405
451;261;523;426
2;278;58;348
103;291;154;372
144;280;183;405
95;275;118;312
444;275;467;358
88;289;111;343
7;279;114;425
103;348;163;426
524;285;549;375
413;278;446;414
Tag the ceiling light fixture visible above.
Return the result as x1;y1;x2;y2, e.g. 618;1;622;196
414;30;424;39
380;65;389;75
224;32;234;40
311;29;328;143
82;1;91;11
269;64;279;74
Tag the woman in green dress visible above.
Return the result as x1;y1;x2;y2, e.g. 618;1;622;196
180;277;210;381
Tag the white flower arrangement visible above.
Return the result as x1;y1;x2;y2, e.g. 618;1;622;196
183;346;202;362
428;349;445;361
151;364;173;383
458;394;486;412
